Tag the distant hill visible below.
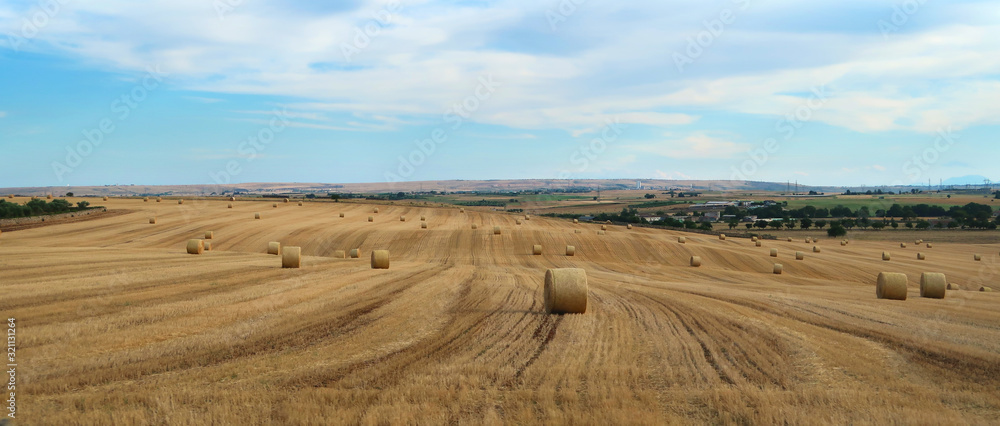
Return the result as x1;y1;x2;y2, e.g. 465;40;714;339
943;175;992;186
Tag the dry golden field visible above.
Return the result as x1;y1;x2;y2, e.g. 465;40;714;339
3;197;1000;424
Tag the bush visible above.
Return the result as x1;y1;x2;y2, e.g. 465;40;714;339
827;224;847;237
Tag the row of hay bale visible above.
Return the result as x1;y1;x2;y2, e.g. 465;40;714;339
528;244;576;256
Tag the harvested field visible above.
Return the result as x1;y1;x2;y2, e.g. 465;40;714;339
2;198;1000;424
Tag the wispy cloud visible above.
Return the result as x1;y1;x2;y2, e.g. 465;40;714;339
629;133;750;160
185;96;224;103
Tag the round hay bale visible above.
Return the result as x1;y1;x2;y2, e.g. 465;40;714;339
420;222;427;229
472;224;478;230
678;236;687;244
813;246;821;253
143;197;149;202
368;216;374;222
841;241;847;246
882;252;891;261
283;198;289;203
544;268;588;314
46;194;52;199
947;283;960;290
205;231;214;240
601;225;607;231
900;243;907;248
532;244;543;255
795;251;805;260
690;256;702;267
773;264;783;274
178;200;184;205
230;197;236;202
333;250;346;259
974;254;982;261
494;226;501;235
272;203;278;208
626;224;633;230
525;214;530;220
597;230;606;235
573;219;579;224
186;239;204;255
917;253;926;260
787;237;793;242
574;229;581;234
751;236;758;242
373;208;379;213
282;246;301;268
720;234;727;241
339;213;345;218
926;243;932;248
400;216;406;222
565;245;575;256
298;202;303;206
156;197;162;202
267;242;281;255
915;240;921;245
876;272;908;300
149;217;156;224
371;250;390;269
204;241;212;251
420;216;426;221
755;241;762;247
228;203;233;208
516;219;522;225
770;248;778;257
7;194;12;198
103;196;109;201
349;249;360;258
920;273;946;299
459;208;465;213
255;212;261;219
980;286;993;292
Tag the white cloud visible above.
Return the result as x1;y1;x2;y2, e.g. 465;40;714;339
655;170;692;180
871;164;887;171
630;133;750;160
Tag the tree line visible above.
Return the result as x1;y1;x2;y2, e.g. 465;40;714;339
0;199;93;219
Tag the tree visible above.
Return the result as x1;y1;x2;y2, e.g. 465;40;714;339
698;222;713;231
800;218;813;229
815;220;828;229
330;193;341;201
784;220;797;230
745;223;753;230
77;201;90;209
890;219;899;229
827;224;847;237
916;220;931;229
728;220;738;230
755;220;769;229
871;221;886;230
905;222;914;229
644;193;656;199
841;218;856;229
66;192;74;197
768;221;784;230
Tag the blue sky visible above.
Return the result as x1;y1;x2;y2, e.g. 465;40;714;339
1;0;999;188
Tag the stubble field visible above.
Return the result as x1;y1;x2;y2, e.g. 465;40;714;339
2;197;1000;424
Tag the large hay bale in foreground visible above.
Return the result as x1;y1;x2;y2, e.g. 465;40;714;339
770;248;778;257
565;245;575;256
678;236;686;244
333;250;346;259
399;216;406;222
349;249;360;258
876;272;908;300
493;226;501;235
282;246;301;268
371;250;390;269
773;264;783;274
532;244;542;255
186;239;204;255
981;286;993;292
298;202;303;206
917;253;926;260
841;241;847;246
920;273;946;299
690;256;702;267
882;252;891;261
7;194;12;198
267;242;281;255
149;217;156;224
420;222;427;229
544;268;588;314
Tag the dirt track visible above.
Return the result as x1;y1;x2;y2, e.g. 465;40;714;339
2;198;999;424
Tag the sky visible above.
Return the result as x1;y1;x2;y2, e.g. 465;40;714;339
1;0;999;188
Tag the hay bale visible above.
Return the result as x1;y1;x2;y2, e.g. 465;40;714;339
283;198;289;203
900;243;907;248
574;229;581;234
267;242;281;255
459;208;465;213
230;197;236;201
420;216;426;221
813;246;821;253
690;256;702;267
178;200;184;205
272;203;278;208
678;236;686;244
773;264;783;274
627;224;633;230
349;249;360;258
755;241;762;247
371;250;390;269
770;248;778;257
565;245;575;256
333;250;346;259
205;231;214;240
228;203;233;208
143;197;149;202
796;251;805;260
46;194;52;199
472;224;478;230
915;240;921;245
573;219;579;224
6;194;12;198
597;230;606;235
282;246;301;268
720;234;727;241
974;254;982;261
601;225;607;231
494;226;501;235
103;196;109;201
751;236;758;242
787;237;793;242
980;286;993;292
149;217;156;224
926;243;932;248
525;214;530;220
298;202;303;206
156;197;162;202
876;272;908;300
339;212;345;218
882;252;891;261
533;244;543;255
947;283;960;290
373;208;379;213
421;222;427;229
920;273;946;299
368;216;374;222
544;268;588;314
917;253;926;260
204;241;212;251
186;239;204;255
841;241;847;246
255;212;261;219
400;216;406;222
516;219;522;225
